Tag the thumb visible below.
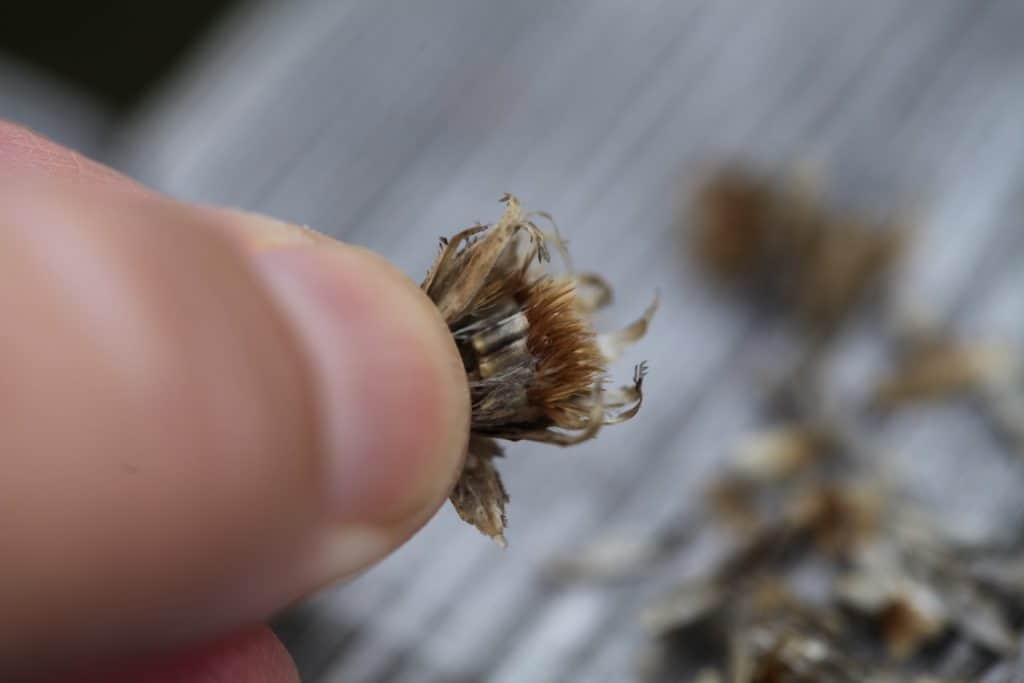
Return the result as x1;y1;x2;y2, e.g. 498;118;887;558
0;165;468;671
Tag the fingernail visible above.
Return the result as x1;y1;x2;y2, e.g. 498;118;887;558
253;243;468;530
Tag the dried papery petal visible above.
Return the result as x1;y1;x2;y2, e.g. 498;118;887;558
424;195;654;542
424;196;548;322
598;296;660;362
572;273;614;313
600;362;648;425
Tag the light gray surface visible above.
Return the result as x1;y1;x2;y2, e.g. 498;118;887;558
0;54;112;157
103;1;1024;680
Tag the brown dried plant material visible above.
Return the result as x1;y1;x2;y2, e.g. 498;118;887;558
787;482;884;557
641;576;726;637
709;424;845;538
448;436;508;542
423;194;656;544
969;553;1024;604
837;571;948;659
732;426;833;481
693;167;906;335
644;572;886;683
638;407;1024;679
691;669;724;683
871;326;1024;457
709;476;764;535
871;336;1018;408
546;531;666;583
728;592;867;683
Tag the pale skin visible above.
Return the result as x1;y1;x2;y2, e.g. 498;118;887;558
0;121;470;681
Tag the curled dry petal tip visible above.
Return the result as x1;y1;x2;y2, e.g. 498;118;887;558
422;195;655;542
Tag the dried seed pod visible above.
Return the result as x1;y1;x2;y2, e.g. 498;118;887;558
423;194;656;544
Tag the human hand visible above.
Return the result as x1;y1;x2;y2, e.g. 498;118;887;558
0;122;469;681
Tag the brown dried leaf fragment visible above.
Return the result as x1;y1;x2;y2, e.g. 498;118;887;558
424;195;655;542
449;437;508;547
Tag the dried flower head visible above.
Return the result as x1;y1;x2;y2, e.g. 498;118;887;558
693;167;906;335
423;194;656;544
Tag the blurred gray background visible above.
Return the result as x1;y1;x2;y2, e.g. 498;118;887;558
5;1;1024;681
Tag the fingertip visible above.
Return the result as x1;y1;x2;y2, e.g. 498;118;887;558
255;240;469;535
0;120;142;190
73;627;299;683
0;165;471;667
